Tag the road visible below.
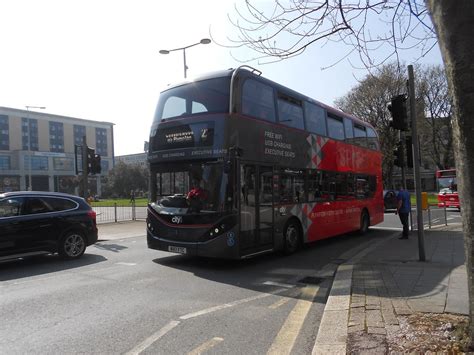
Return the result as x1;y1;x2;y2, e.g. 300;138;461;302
0;225;398;355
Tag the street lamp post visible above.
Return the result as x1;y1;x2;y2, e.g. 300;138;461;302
159;38;211;78
25;105;45;191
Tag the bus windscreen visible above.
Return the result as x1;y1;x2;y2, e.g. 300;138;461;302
154;77;230;122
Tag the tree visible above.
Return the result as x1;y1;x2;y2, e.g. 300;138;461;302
417;65;454;170
102;161;149;198
334;63;406;187
230;0;474;346
335;63;453;187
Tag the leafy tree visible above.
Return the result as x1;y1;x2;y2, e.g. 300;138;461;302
230;0;474;345
102;161;149;198
417;65;454;170
335;63;453;187
334;63;406;187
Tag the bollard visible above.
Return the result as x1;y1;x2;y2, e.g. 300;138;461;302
114;202;117;223
428;205;431;229
444;203;448;226
132;201;136;221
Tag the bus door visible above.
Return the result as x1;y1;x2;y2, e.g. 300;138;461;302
240;164;274;254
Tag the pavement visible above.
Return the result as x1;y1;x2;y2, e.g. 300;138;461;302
96;220;469;354
312;222;468;354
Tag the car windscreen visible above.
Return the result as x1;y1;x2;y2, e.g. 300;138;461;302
153;77;230;123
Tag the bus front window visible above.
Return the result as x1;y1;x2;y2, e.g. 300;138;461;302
154;77;230;122
154;162;233;214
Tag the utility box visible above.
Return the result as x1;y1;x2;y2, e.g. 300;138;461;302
421;192;428;210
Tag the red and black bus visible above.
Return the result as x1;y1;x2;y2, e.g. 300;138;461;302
147;66;384;259
436;169;460;209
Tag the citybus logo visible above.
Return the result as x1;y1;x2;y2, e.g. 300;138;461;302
171;216;183;224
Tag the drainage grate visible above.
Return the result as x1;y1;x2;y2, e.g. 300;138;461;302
298;276;324;285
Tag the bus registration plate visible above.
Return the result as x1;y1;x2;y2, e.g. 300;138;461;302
168;246;187;254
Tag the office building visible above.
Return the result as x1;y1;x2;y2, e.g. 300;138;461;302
0;106;114;195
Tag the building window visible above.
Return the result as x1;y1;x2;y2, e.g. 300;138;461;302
74;125;86;147
53;157;74;171
95;128;108;156
49;122;64;152
22;118;39;151
0;156;11;170
0;115;9;150
24;156;49;171
101;159;109;173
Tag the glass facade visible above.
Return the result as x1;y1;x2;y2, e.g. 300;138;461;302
22;118;39;151
53;157;74;171
95;127;108;156
0;115;9;150
0;156;10;170
74;124;86;147
24;156;49;171
49;121;64;152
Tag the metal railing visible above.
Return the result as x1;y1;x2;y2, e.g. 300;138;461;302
410;203;460;230
93;202;147;224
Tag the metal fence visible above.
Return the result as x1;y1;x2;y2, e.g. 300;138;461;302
410;203;460;230
93;203;147;224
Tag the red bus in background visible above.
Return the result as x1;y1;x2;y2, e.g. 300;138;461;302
147;66;384;259
436;169;460;210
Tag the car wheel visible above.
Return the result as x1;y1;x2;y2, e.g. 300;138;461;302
359;210;370;235
59;231;86;259
283;221;301;255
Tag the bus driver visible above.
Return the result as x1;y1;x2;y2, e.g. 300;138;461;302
186;178;208;213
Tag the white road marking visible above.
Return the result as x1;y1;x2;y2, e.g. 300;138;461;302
180;288;287;320
269;298;291;310
115;262;137;266
187;337;224;355
125;320;180;355
263;281;295;289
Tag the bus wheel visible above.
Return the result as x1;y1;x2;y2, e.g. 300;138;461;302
283;221;301;255
359;210;370;235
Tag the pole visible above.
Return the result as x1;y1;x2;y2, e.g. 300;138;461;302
183;48;187;78
82;135;88;199
26;107;32;191
400;131;407;189
408;65;425;261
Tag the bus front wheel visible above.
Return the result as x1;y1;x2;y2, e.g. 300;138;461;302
359;210;370;235
283;221;301;255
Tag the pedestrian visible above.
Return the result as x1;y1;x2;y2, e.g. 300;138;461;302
130;190;135;203
395;183;411;239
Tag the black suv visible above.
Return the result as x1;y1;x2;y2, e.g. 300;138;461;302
0;191;98;261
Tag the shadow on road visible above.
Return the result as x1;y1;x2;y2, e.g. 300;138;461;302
152;230;383;297
0;253;107;282
151;227;463;307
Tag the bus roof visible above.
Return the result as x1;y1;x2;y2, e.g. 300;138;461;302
161;68;374;130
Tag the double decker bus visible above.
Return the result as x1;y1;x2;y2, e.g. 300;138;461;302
436;169;460;209
146;66;384;259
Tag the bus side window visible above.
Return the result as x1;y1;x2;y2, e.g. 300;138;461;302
242;79;276;123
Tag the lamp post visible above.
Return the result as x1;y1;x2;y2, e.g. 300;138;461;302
25;105;45;191
159;38;211;78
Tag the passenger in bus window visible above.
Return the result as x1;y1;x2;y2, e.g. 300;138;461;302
187;178;208;213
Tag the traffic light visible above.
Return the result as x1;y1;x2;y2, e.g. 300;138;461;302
85;147;101;175
86;147;95;175
91;154;102;174
388;94;409;131
394;141;404;167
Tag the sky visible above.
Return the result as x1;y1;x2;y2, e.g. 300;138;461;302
0;0;443;156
